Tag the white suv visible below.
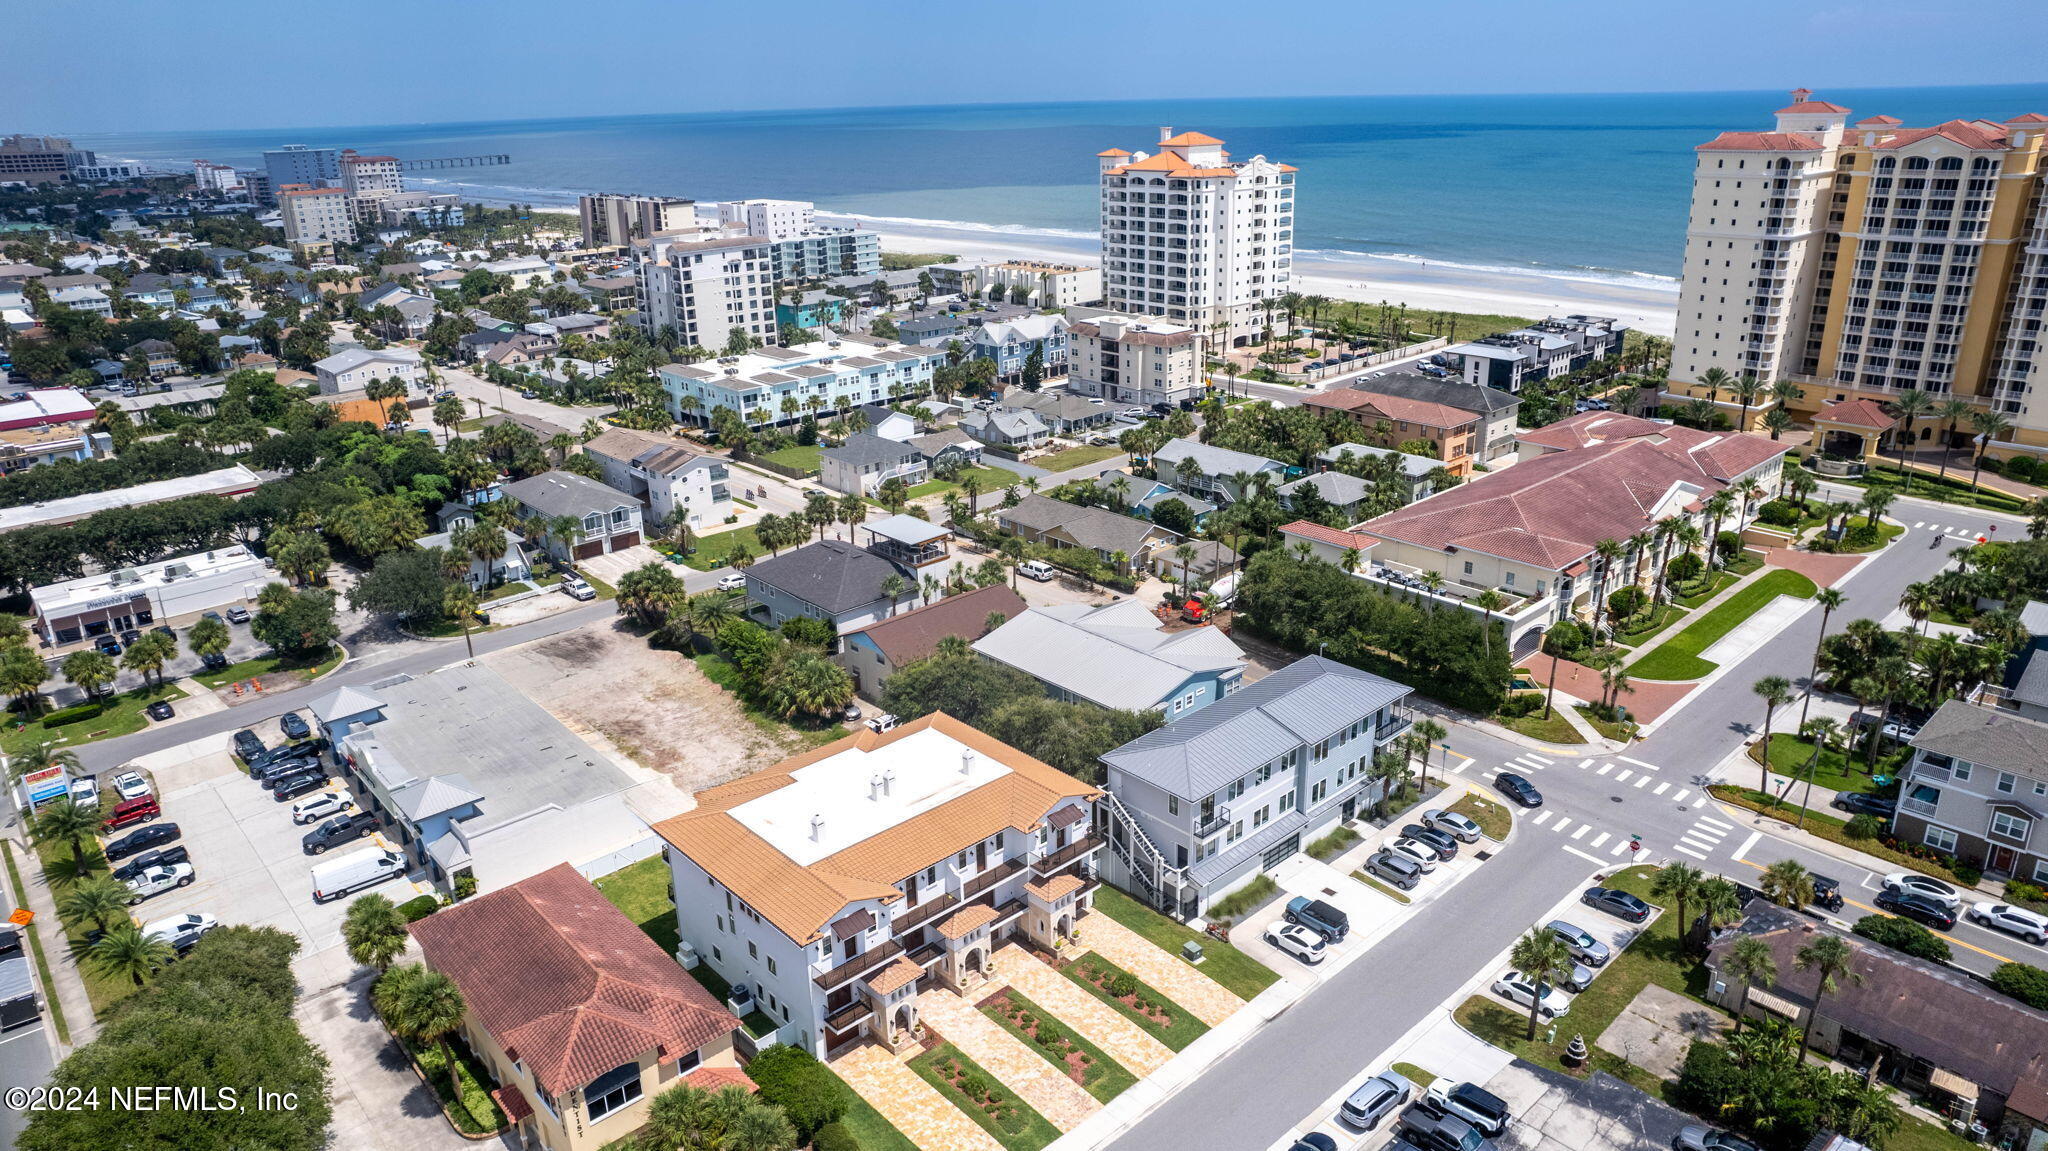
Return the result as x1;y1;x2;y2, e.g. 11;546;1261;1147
1262;922;1328;965
1969;902;2048;944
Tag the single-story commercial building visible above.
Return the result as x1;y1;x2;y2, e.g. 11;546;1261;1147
29;544;269;644
0;464;263;533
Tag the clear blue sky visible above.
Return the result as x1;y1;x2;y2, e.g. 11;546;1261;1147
17;0;2043;132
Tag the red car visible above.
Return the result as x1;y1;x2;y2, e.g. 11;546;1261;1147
102;796;161;830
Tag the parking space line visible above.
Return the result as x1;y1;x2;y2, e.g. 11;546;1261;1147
1571;825;1590;840
1596;763;1614;776
1589;832;1611;848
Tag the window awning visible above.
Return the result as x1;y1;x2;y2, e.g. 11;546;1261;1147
1747;986;1804;1018
1929;1066;1978;1097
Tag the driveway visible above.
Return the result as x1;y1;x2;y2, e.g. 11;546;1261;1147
576;543;668;587
1485;1062;1695;1151
438;364;614;424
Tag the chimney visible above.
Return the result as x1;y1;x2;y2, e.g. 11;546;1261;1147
883;768;896;796
1158;126;1173;145
961;750;975;775
810;814;825;841
869;774;883;801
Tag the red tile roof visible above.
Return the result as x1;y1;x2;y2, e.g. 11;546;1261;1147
839;584;1027;668
1869;120;2012;151
2008;113;2048;125
1856;115;1902;127
1814;397;1897;431
1159;131;1225;147
1308;388;1475;429
1356;420;1787;570
1697;132;1822;152
1279;521;1377;551
409;864;738;1098
492;1085;533;1122
1097;149;1132;158
1515;412;1672;452
1776;100;1851;115
683;1066;758;1094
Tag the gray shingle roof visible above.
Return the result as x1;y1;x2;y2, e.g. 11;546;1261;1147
745;539;904;615
998;495;1169;556
1343;370;1519;416
309;685;386;725
1154;437;1284;477
502;471;636;519
1912;699;2048;771
1101;656;1410;798
822;432;921;467
1279;471;1373;506
973;601;1246;712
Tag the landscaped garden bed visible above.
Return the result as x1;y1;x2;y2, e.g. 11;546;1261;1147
908;1042;1061;1151
981;988;1137;1102
1446;793;1512;841
1629;568;1817;681
1059;951;1209;1050
1092;886;1276;999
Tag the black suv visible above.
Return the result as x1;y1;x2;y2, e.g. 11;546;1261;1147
303;811;378;855
1397;1108;1496;1151
1832;792;1897;819
104;822;181;861
233;729;266;761
112;845;191;882
266;765;326;794
1400;823;1460;860
279;712;312;740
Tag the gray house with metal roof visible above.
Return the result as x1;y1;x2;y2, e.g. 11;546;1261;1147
1894;699;2048;883
973;600;1247;717
1096;655;1413;918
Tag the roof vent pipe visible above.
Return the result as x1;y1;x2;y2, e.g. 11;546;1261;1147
961;750;975;775
810;814;825;841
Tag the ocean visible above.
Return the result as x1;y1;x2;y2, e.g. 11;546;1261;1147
74;83;2048;288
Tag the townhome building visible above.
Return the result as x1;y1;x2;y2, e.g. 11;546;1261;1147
1299;388;1482;476
1065;313;1205;410
659;339;944;431
966;261;1102;308
1097;655;1413;918
967;315;1068;383
314;346;424;394
1151;437;1289;504
959;407;1050;450
580;427;733;531
993;388;1115;437
1894;699;2048;883
1316;371;1522;465
995;494;1180;574
653;713;1103;1058
501;470;644;561
1444;315;1628;393
974;600;1247;717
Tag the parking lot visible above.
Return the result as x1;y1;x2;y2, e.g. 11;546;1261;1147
105;709;429;991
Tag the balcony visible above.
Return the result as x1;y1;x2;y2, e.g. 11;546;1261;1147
1375;713;1414;744
815;937;906;991
1193;814;1229;839
962;857;1026;903
1900;797;1940;819
893;891;959;934
1034;835;1102;878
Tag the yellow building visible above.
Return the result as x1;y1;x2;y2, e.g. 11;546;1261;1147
1671;90;2048;458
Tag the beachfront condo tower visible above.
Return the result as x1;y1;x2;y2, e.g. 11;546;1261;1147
1096;128;1296;349
1669;90;2048;462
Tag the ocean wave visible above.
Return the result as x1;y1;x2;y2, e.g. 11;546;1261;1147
820;211;1100;243
1296;247;1679;291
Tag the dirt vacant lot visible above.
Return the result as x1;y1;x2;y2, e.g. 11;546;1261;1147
486;620;806;792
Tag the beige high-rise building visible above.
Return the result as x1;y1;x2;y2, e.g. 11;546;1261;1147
1096;129;1295;346
1671;90;2048;457
578;193;697;248
278;185;356;245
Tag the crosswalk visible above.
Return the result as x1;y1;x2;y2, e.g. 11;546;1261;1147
1671;813;1736;861
1912;519;1988;543
1487;753;1703;808
1529;808;1637;857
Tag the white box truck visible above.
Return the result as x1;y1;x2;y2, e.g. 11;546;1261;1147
310;846;407;903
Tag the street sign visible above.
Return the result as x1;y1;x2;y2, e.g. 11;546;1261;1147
8;909;32;926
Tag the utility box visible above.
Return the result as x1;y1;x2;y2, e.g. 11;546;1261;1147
1181;940;1204;963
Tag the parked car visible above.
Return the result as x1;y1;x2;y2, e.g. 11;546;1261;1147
434;390;457;402
1263;922;1329;965
842;702;863;722
1288;1135;1338;1151
519;389;539;399
1969;902;2048;944
1674;1124;1761;1151
102;796;161;830
1284;896;1350;943
1388;838;1440;872
120;628;141;646
1018;560;1057;582
291;791;353;825
263;761;327;789
1831;791;1896;819
145;700;175;721
200;652;229;672
272;772;330;801
1492;969;1570;1018
1424;809;1483;843
1365;850;1423;891
233;729;266;761
310;847;408;903
1875;889;1957;930
1882;872;1962;912
279;712;312;740
125;862;194;904
142;912;217;953
302;811;378;855
93;634;122;656
200;610;224;625
1397;1107;1497;1151
112;845;190;882
1495;772;1542;807
1421;1081;1512;1137
1337;1070;1413;1130
69;776;100;807
253;748;323;780
104;822;181;862
561;577;596;601
1400;824;1460;860
1547;920;1612;966
1582;887;1651;923
715;572;747;591
110;771;150;802
865;713;899;734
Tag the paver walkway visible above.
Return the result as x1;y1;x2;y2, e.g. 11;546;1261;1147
829;1042;1004;1151
916;987;1100;1130
1752;546;1863;588
1079;914;1242;1027
995;943;1173;1075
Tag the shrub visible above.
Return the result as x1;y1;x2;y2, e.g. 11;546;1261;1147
2008;880;2048;905
1666;552;1704;583
1844;814;1881;841
744;1045;845;1140
1497;693;1542;718
811;1121;861;1151
1716;531;1744;561
1757;500;1803;528
39;702;106;729
2005;457;2037;483
397;895;440;922
1992;963;2048;1010
1952;860;1984;886
1034;1019;1065;1049
1608;586;1647;620
1852;914;1952;962
1107;970;1139;999
779;616;834;647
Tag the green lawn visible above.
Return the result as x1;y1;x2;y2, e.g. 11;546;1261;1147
1447;793;1512;841
1611;604;1690;647
679;524;766;571
1892;1115;1986;1151
909;1043;1062;1151
1060;951;1210;1051
759;444;823;475
1673;571;1740;609
1091;886;1277;1000
1030;444;1123;473
1575;705;1632;743
1750;733;1906;796
1814;463;2027;514
190;643;344;690
818;1065;920;1151
593;856;679;956
1391;1062;1437;1089
1836;520;1906;554
1629;568;1817;681
981;988;1139;1103
908;464;1021;499
0;843;66;1043
30;835;137;1016
1352;871;1413;905
3;682;190;759
1493;704;1584;745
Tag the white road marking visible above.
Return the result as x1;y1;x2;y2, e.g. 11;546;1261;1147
1678;837;1719;854
1532;810;1554;826
1589;832;1611;848
1596;763;1614;776
1634;775;1652;789
1610;840;1630;856
1552;819;1573;835
1571;825;1591;840
1564;845;1608;866
1732;831;1762;862
1672;843;1710;860
1578;759;1593;770
1525;753;1554;765
1913;521;1924;528
1693;796;1709;808
1653;782;1671;796
1615;769;1633;783
1697;815;1734;832
1619;755;1660;770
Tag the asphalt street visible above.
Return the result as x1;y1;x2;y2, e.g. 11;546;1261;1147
0;852;54;1151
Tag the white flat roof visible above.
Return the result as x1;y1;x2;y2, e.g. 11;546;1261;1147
31;544;265;615
0;464;261;532
728;726;1014;866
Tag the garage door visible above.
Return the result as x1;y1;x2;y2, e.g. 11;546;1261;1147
611;531;640;551
574;540;603;560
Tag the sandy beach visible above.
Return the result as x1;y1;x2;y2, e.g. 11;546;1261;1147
827;214;1680;337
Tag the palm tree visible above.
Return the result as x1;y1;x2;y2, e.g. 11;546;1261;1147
57;876;132;937
1412;718;1447;796
33;799;103;870
8;741;80;785
1933;398;1972;480
1760;858;1815;910
1796;717;1840;829
1590;538;1625;638
1793;933;1861;1062
1731;373;1766;432
343;892;412;973
1472;590;1506;663
89;924;176;988
879;574;908;616
374;962;468;1073
1796;587;1846;730
1723;935;1779;1035
1899;582;1935;637
1968;410;2012;491
1751;675;1793;791
1507;926;1577;1040
1889;389;1934;490
1651;863;1708;956
1701;492;1735;570
61;650;117;701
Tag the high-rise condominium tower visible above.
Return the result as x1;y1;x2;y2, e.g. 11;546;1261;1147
1672;90;2048;457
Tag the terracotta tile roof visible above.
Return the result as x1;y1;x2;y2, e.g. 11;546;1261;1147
1814;397;1897;431
652;714;1101;946
1160;131;1225;147
839;584;1027;669
1869;120;2012;151
1096;149;1132;158
1857;115;1902;126
683;1066;758;1094
1356;419;1787;571
1776;100;1851;115
492;1085;533;1122
1309;388;1475;429
867;956;923;995
1278;521;1378;551
936;903;1000;941
1026;873;1084;902
2008;113;2048;125
1697;131;1823;152
408;864;739;1098
1515;412;1672;452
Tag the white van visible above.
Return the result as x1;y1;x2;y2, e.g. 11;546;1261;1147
1018;560;1057;582
310;846;407;903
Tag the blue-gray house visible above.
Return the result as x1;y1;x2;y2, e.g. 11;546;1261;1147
972;599;1246;719
969;314;1067;382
